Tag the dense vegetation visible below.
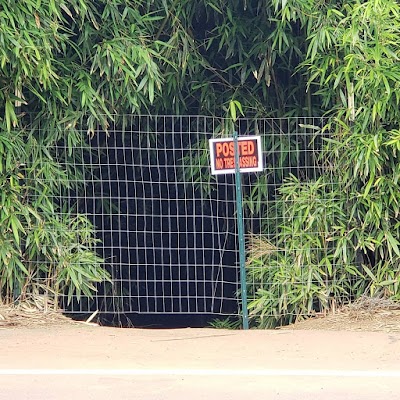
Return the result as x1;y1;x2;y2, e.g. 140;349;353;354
1;0;399;327
246;0;400;327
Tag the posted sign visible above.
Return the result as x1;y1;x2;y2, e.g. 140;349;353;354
209;136;263;175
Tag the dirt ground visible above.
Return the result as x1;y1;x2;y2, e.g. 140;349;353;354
1;297;400;399
1;322;400;399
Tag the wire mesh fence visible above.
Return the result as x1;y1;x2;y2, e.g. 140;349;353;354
39;115;347;324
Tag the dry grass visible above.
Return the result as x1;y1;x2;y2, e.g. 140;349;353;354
345;295;400;317
285;296;400;332
246;234;278;266
2;294;400;332
0;295;81;328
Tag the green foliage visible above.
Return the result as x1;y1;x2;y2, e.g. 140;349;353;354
248;0;400;327
2;0;400;321
26;212;109;306
247;184;400;326
305;0;400;123
208;317;242;329
0;123;110;306
0;0;325;126
302;0;400;302
246;177;364;328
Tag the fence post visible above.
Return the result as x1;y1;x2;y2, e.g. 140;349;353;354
233;131;249;330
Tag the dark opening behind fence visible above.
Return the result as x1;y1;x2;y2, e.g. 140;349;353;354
45;115;336;326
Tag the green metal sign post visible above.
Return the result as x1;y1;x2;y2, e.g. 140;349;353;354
209;133;263;330
233;131;249;330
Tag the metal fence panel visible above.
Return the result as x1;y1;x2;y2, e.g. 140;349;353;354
47;115;342;321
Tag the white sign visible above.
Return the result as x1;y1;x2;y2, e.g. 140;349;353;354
209;136;263;175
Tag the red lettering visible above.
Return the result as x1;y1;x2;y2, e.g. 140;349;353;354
238;155;258;169
247;141;254;155
216;139;257;158
236;140;256;156
220;142;234;157
215;143;223;157
241;141;248;155
214;139;258;172
216;158;224;169
229;142;234;157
